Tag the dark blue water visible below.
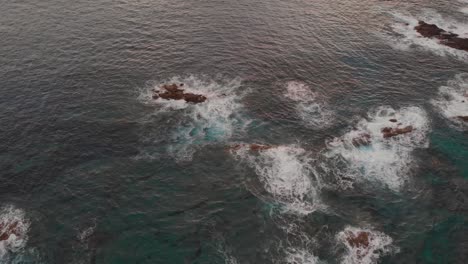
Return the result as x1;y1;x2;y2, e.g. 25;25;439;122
0;0;467;263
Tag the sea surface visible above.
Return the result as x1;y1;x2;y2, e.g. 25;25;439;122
0;0;467;263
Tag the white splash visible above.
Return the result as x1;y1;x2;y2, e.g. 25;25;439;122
325;106;430;191
431;73;468;129
231;145;322;215
461;7;468;15
77;225;95;243
140;75;248;161
0;205;30;260
284;81;333;128
285;248;320;264
337;226;396;264
388;10;468;61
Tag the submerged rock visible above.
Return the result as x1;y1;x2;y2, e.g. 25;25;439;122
351;133;372;147
381;125;414;138
415;21;468;52
346;231;370;248
153;83;207;104
0;221;21;241
228;143;275;152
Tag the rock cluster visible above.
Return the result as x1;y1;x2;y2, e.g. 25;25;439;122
0;221;20;241
381;125;414;138
415;21;468;52
346;231;370;248
153;83;207;104
228;144;275;152
352;133;372;147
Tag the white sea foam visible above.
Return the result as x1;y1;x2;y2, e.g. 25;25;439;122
0;205;30;260
140;75;249;161
285;248;320;264
388;10;468;61
325;106;429;191
461;7;468;15
232;145;322;215
431;73;468;129
337;226;396;264
284;81;333;128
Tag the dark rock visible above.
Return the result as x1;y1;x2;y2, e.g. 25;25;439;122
346;231;370;248
228;144;275;152
153;83;207;104
183;93;207;104
415;21;468;52
381;125;414;138
389;119;398;123
352;133;372;147
457;116;468;122
0;221;20;241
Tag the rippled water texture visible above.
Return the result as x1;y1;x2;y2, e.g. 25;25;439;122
0;0;467;263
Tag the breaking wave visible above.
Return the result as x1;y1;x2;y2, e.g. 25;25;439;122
140;75;249;161
388;10;468;61
285;248;320;264
0;205;30;261
336;226;396;264
284;81;333;128
431;73;468;129
231;145;323;215
325;106;430;191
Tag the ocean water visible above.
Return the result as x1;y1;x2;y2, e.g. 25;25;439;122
0;0;467;263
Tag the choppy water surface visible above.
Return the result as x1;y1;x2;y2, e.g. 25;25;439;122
0;0;467;263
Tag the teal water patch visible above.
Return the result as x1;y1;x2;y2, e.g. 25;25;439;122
420;216;466;264
431;130;468;178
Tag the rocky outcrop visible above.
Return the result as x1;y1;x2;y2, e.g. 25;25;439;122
352;133;372;147
381;126;414;138
153;83;207;104
415;21;468;52
0;221;20;241
457;116;468;122
228;144;275;152
346;231;370;248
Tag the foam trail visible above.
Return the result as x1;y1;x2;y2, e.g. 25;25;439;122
285;248;320;264
231;145;322;215
431;73;468;129
0;205;30;261
336;226;396;264
284;81;333;128
140;75;248;161
325;106;429;191
388;10;468;61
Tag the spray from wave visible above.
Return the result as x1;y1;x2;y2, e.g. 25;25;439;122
231;145;323;215
284;81;333;128
431;73;468;129
139;75;249;161
388;10;468;61
336;226;396;264
0;205;30;261
325;106;429;191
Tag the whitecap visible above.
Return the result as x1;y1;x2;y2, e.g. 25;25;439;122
284;81;333;128
388;10;468;61
285;248;320;264
336;226;396;264
231;145;323;215
431;73;468;129
139;75;249;161
325;106;430;191
0;205;30;260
